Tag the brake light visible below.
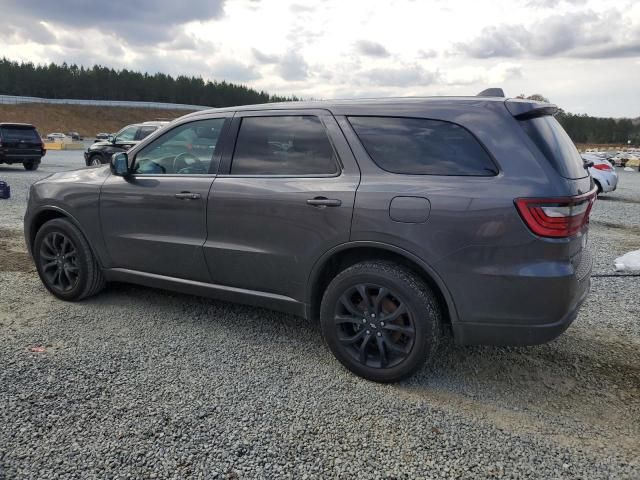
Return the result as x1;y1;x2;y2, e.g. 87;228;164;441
515;189;597;238
592;163;612;171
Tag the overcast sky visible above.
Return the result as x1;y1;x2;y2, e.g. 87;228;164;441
1;0;639;117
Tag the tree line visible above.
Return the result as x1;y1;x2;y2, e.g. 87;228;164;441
0;58;298;107
518;94;639;145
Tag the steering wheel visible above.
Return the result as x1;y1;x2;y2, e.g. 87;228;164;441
172;152;204;174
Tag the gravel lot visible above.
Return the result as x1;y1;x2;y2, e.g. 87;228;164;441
1;152;639;479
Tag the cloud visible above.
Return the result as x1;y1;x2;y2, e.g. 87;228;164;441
210;60;261;83
355;40;390;58
252;48;280;64
418;49;438;59
0;0;226;45
361;65;440;87
456;9;638;59
277;51;309;81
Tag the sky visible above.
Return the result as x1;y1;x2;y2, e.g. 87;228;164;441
0;0;639;117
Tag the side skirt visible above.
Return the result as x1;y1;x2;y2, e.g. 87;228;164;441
104;268;307;318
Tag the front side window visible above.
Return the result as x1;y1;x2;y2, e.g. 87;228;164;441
348;116;497;176
133;118;226;175
115;126;137;143
230;116;338;175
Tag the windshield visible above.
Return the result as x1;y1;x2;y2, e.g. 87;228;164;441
520;116;587;179
0;126;40;142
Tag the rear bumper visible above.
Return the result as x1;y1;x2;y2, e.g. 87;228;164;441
452;276;590;345
0;153;43;164
449;248;593;346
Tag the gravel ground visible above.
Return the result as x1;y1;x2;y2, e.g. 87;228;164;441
1;153;639;479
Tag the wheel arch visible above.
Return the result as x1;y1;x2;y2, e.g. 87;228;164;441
307;241;458;327
27;206;104;268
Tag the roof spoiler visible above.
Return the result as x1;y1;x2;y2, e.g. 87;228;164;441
505;99;558;119
476;88;505;97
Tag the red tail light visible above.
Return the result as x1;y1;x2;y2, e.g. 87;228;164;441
515;189;597;238
592;163;612;171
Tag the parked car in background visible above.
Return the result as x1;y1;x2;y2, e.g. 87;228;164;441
0;123;46;171
46;132;67;141
582;153;618;194
27;93;596;382
95;132;110;140
84;122;168;166
67;131;83;141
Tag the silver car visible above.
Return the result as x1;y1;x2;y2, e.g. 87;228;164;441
582;154;618;195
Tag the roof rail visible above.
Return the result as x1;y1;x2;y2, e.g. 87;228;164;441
476;88;505;97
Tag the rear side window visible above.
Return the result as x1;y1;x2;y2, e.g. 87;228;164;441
136;126;157;140
231;116;338;175
520;116;587;179
348;116;497;176
0;126;40;142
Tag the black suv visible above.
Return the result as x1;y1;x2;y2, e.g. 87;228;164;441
0;123;46;171
84;122;168;166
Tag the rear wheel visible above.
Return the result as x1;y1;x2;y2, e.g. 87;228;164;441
320;261;441;382
594;180;603;195
23;161;39;171
33;218;105;301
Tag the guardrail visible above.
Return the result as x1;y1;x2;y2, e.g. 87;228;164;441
0;94;210;111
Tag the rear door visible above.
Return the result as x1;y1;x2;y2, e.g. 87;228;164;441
100;115;231;281
204;109;360;301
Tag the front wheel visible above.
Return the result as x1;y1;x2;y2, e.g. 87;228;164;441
23;161;39;171
320;261;441;382
33;218;105;301
89;155;103;166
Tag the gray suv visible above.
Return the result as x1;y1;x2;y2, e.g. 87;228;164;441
25;92;595;382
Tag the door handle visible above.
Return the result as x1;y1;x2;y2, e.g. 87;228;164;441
306;197;342;207
175;192;201;200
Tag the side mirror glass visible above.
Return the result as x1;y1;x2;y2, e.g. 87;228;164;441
110;152;130;176
108;134;115;143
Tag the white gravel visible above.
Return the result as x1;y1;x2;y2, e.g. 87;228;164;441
1;153;639;479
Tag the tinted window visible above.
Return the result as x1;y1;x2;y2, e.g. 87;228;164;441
115;126;137;142
0;126;40;142
348;116;497;176
136;126;158;140
520;116;587;179
133;118;226;175
231;116;337;175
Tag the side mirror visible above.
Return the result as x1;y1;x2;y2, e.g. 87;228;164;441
108;134;115;143
110;152;130;176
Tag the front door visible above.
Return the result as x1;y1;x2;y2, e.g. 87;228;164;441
100;116;230;282
205;110;360;302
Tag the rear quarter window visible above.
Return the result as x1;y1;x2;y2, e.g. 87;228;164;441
519;116;587;179
347;116;497;176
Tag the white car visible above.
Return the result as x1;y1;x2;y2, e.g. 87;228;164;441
582;154;618;195
46;132;67;141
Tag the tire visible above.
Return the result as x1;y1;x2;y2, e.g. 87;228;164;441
320;261;441;382
89;155;103;166
594;180;603;195
23;161;39;171
33;218;105;301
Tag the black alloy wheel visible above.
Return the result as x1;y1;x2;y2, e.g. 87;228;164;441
33;218;105;301
38;231;80;293
320;261;441;382
334;284;416;369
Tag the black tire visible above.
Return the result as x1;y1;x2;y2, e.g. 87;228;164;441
33;218;105;301
23;161;39;171
89;155;103;166
320;261;441;382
